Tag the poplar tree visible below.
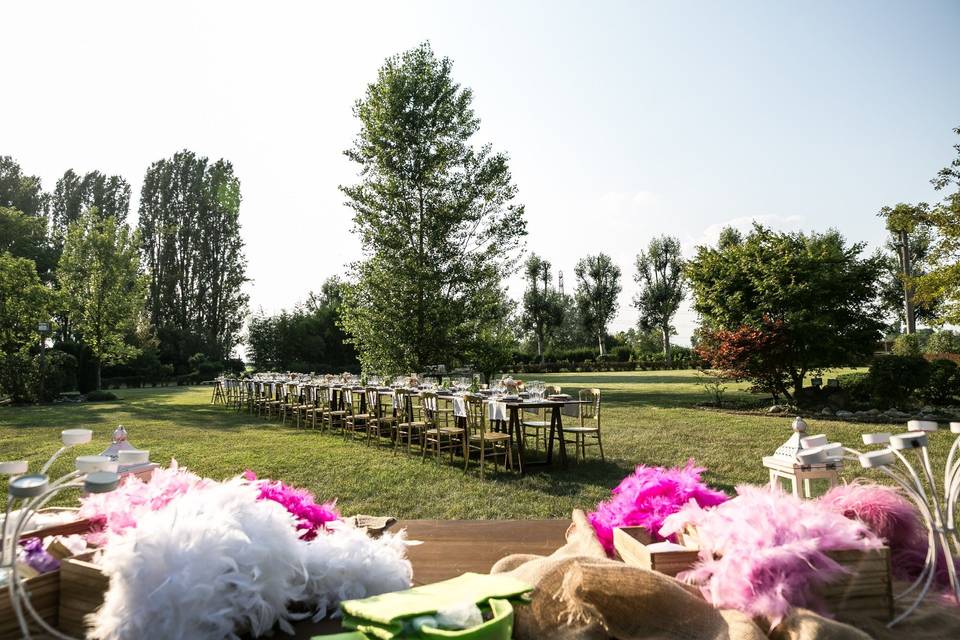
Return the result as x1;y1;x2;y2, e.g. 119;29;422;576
339;43;526;373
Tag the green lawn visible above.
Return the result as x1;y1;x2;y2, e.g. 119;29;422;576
0;371;953;519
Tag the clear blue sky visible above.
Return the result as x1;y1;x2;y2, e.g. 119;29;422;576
5;0;959;344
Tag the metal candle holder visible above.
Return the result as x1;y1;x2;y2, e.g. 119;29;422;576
837;420;960;626
1;429;121;640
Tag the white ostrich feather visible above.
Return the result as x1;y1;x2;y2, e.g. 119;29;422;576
89;479;413;640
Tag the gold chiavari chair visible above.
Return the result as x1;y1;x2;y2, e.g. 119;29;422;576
282;383;303;426
394;389;428;455
561;388;604;461
300;385;321;429
324;386;348;434
423;393;465;463
465;394;512;478
243;379;257;414
371;389;399;446
264;382;284;420
343;387;371;441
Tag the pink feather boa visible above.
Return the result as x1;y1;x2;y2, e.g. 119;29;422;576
588;459;728;555
819;481;960;589
242;470;339;540
79;460;340;545
79;459;209;545
660;485;883;624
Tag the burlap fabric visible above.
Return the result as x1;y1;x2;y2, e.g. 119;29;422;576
491;511;960;639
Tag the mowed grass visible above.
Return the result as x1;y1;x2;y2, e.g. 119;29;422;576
0;370;953;519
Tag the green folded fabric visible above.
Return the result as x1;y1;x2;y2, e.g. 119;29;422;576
339;572;532;640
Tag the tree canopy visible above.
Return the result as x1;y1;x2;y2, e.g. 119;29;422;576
520;254;564;360
0;156;46;218
58;210;146;389
687;224;884;398
633;235;685;365
574;253;621;356
913;126;960;325
247;277;358;372
138;150;249;366
50;169;131;243
339;42;526;374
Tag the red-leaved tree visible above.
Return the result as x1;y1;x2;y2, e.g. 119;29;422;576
695;317;796;401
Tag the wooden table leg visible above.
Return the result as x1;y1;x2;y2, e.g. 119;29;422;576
554;407;567;466
510;408;524;473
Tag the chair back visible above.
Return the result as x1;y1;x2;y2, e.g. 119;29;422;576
316;385;330;409
465;394;487;437
396;389;425;423
365;387;380;417
421;391;438;427
286;383;299;404
579;388;601;426
342;387;358;416
302;384;315;405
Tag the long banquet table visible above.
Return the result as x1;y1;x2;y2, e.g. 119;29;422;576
251;381;586;473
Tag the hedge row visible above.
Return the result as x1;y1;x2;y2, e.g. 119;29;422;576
503;360;696;374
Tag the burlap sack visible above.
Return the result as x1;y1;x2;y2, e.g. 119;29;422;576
491;511;960;640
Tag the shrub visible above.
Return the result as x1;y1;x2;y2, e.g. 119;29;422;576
609;345;633;362
868;355;930;408
836;372;872;403
85;390;118;402
543;347;595;363
32;350;79;401
925;330;960;355
0;350;36;403
922;359;960;405
892;334;924;357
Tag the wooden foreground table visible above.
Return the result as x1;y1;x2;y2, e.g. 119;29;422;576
292;519;570;638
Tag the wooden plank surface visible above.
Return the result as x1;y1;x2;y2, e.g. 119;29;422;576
292;518;570;638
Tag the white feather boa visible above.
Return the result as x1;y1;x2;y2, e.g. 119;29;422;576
89;479;412;640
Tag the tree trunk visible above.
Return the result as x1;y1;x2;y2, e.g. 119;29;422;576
96;359;102;391
536;331;543;361
662;325;672;367
899;230;916;334
597;333;604;357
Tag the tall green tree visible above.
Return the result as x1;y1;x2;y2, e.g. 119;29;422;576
633;235;685;365
574;253;622;356
0;156;46;218
686;224;884;399
247;279;358;373
339;43;526;373
0;206;56;280
50;169;131;243
913;126;960;325
0;251;53;402
520;254;564;360
138;150;249;366
58;210;146;389
877;206;941;329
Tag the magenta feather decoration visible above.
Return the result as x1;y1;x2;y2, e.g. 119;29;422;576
587;459;728;555
660;485;883;624
243;470;339;540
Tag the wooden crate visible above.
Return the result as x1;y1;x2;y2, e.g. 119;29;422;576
821;548;893;623
59;550;109;638
614;527;892;623
0;510;96;639
0;569;60;639
613;526;699;577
